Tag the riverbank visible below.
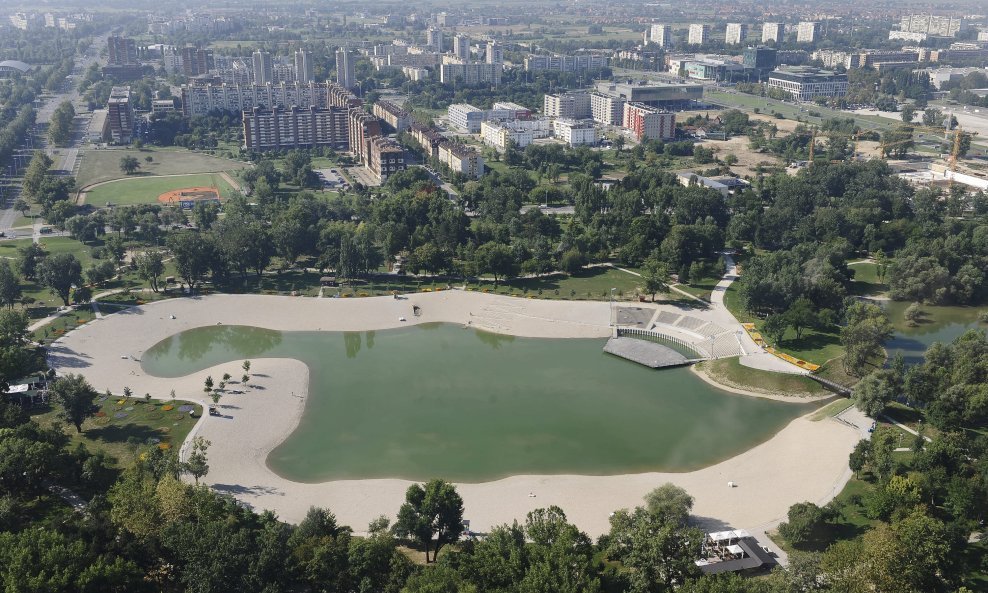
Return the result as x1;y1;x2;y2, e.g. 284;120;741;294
48;292;861;538
692;358;834;403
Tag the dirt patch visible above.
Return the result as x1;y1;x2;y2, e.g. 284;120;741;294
157;186;220;206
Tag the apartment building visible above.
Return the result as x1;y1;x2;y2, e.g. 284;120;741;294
767;67;848;101
107;36;138;66
107;86;134;143
439;62;501;85
486;41;503;65
796;22;819;43
181;46;214;77
336;48;356;90
649;24;672;48
543;92;592;119
438;142;485;179
252;51;273;84
725;23;748;45
688;24;710;45
448;103;487;132
426;28;444;53
349;109;383;166
762;22;785;44
368;137;406;182
490;101;532;121
898;14;963;37
453;34;471;62
622;103;675;141
552;119;598;146
372;100;412;133
523;54;609;72
481;121;534;150
294;49;314;83
410;122;446;158
327;82;362;109
181;82;336;117
242;106;349;151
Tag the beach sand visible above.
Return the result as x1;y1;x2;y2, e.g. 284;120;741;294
49;292;861;537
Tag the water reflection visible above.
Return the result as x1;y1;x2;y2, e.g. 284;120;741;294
474;328;516;350
343;332;362;358
174;325;282;362
366;330;375;350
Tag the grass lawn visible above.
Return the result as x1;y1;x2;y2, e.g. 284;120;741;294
848;261;888;296
76;147;248;188
475;267;645;300
675;272;722;302
696;356;830;398
31;396;201;469
85;173;238;207
810;398;855;421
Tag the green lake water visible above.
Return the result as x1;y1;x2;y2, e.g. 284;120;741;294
141;324;817;483
884;302;988;365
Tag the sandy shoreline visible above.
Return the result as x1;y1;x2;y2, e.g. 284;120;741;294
49;292;862;538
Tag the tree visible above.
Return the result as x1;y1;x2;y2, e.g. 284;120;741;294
393;479;464;562
119;156;140;175
13;198;30;218
182;436;210;484
134;250;165;292
640;256;670;302
607;504;704;592
840;302;893;376
880;126;914;158
37;252;83;306
778;502;833;546
18;242;47;281
0;261;22;309
473;242;518;287
643;483;694;527
783;297;819;340
49;373;98;432
762;313;788;346
203;375;213;395
167;231;214;292
899;104;916;124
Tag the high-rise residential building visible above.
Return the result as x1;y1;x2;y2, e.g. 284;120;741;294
336;48;355;90
622;103;675;141
898;14;963;37
796;21;819;43
242;105;349;151
427;28;444;53
486;41;503;65
544;92;592;119
294;49;314;82
107;36;138;66
725;23;748;45
439;62;502;85
181;46;214;76
107;86;134;143
688;24;710;45
762;22;785;43
453;34;471;62
590;92;626;126
348;109;383;165
252;51;273;84
523;54;609;72
649;24;672;48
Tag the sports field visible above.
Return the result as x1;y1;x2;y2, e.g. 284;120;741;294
76;148;248;188
84;173;239;207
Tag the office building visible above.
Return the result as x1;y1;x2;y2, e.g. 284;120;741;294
524;54;609;72
453;34;471;62
107;86;134;143
491;101;532;121
448;103;486;132
590;92;626;125
552;119;598;146
767;67;848;101
373;100;412;133
294;49;314;83
438;142;485;179
543;92;592;119
439;62;501;85
688;24;710;45
427;28;444;53
762;22;785;43
797;22;819;43
743;46;777;73
182;46;214;77
486;41;503;65
595;81;703;109
242;106;349;151
898;14;963;37
725;23;748;45
650;24;672;48
623;103;675;141
107;36;138;66
367;137;406;182
336;48;356;90
252;51;273;85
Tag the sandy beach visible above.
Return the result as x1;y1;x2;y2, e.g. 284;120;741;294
49;292;863;538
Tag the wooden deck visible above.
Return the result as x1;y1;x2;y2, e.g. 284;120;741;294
603;337;695;369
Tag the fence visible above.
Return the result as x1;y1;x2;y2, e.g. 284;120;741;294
617;327;708;360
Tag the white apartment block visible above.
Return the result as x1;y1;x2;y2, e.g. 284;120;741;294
797;22;819;43
650;24;672;48
553;119;598;146
439;62;502;85
688;24;710;45
438;142;485;179
544;93;592;119
402;66;429;80
448;103;486;132
726;23;748;45
590;92;626;126
899;14;963;37
181;82;332;117
480;119;552;151
762;22;785;43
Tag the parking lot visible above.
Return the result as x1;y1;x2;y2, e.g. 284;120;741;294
314;168;351;191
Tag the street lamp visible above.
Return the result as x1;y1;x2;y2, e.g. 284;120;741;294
610;287;617;331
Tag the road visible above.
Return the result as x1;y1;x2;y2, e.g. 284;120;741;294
0;32;109;235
